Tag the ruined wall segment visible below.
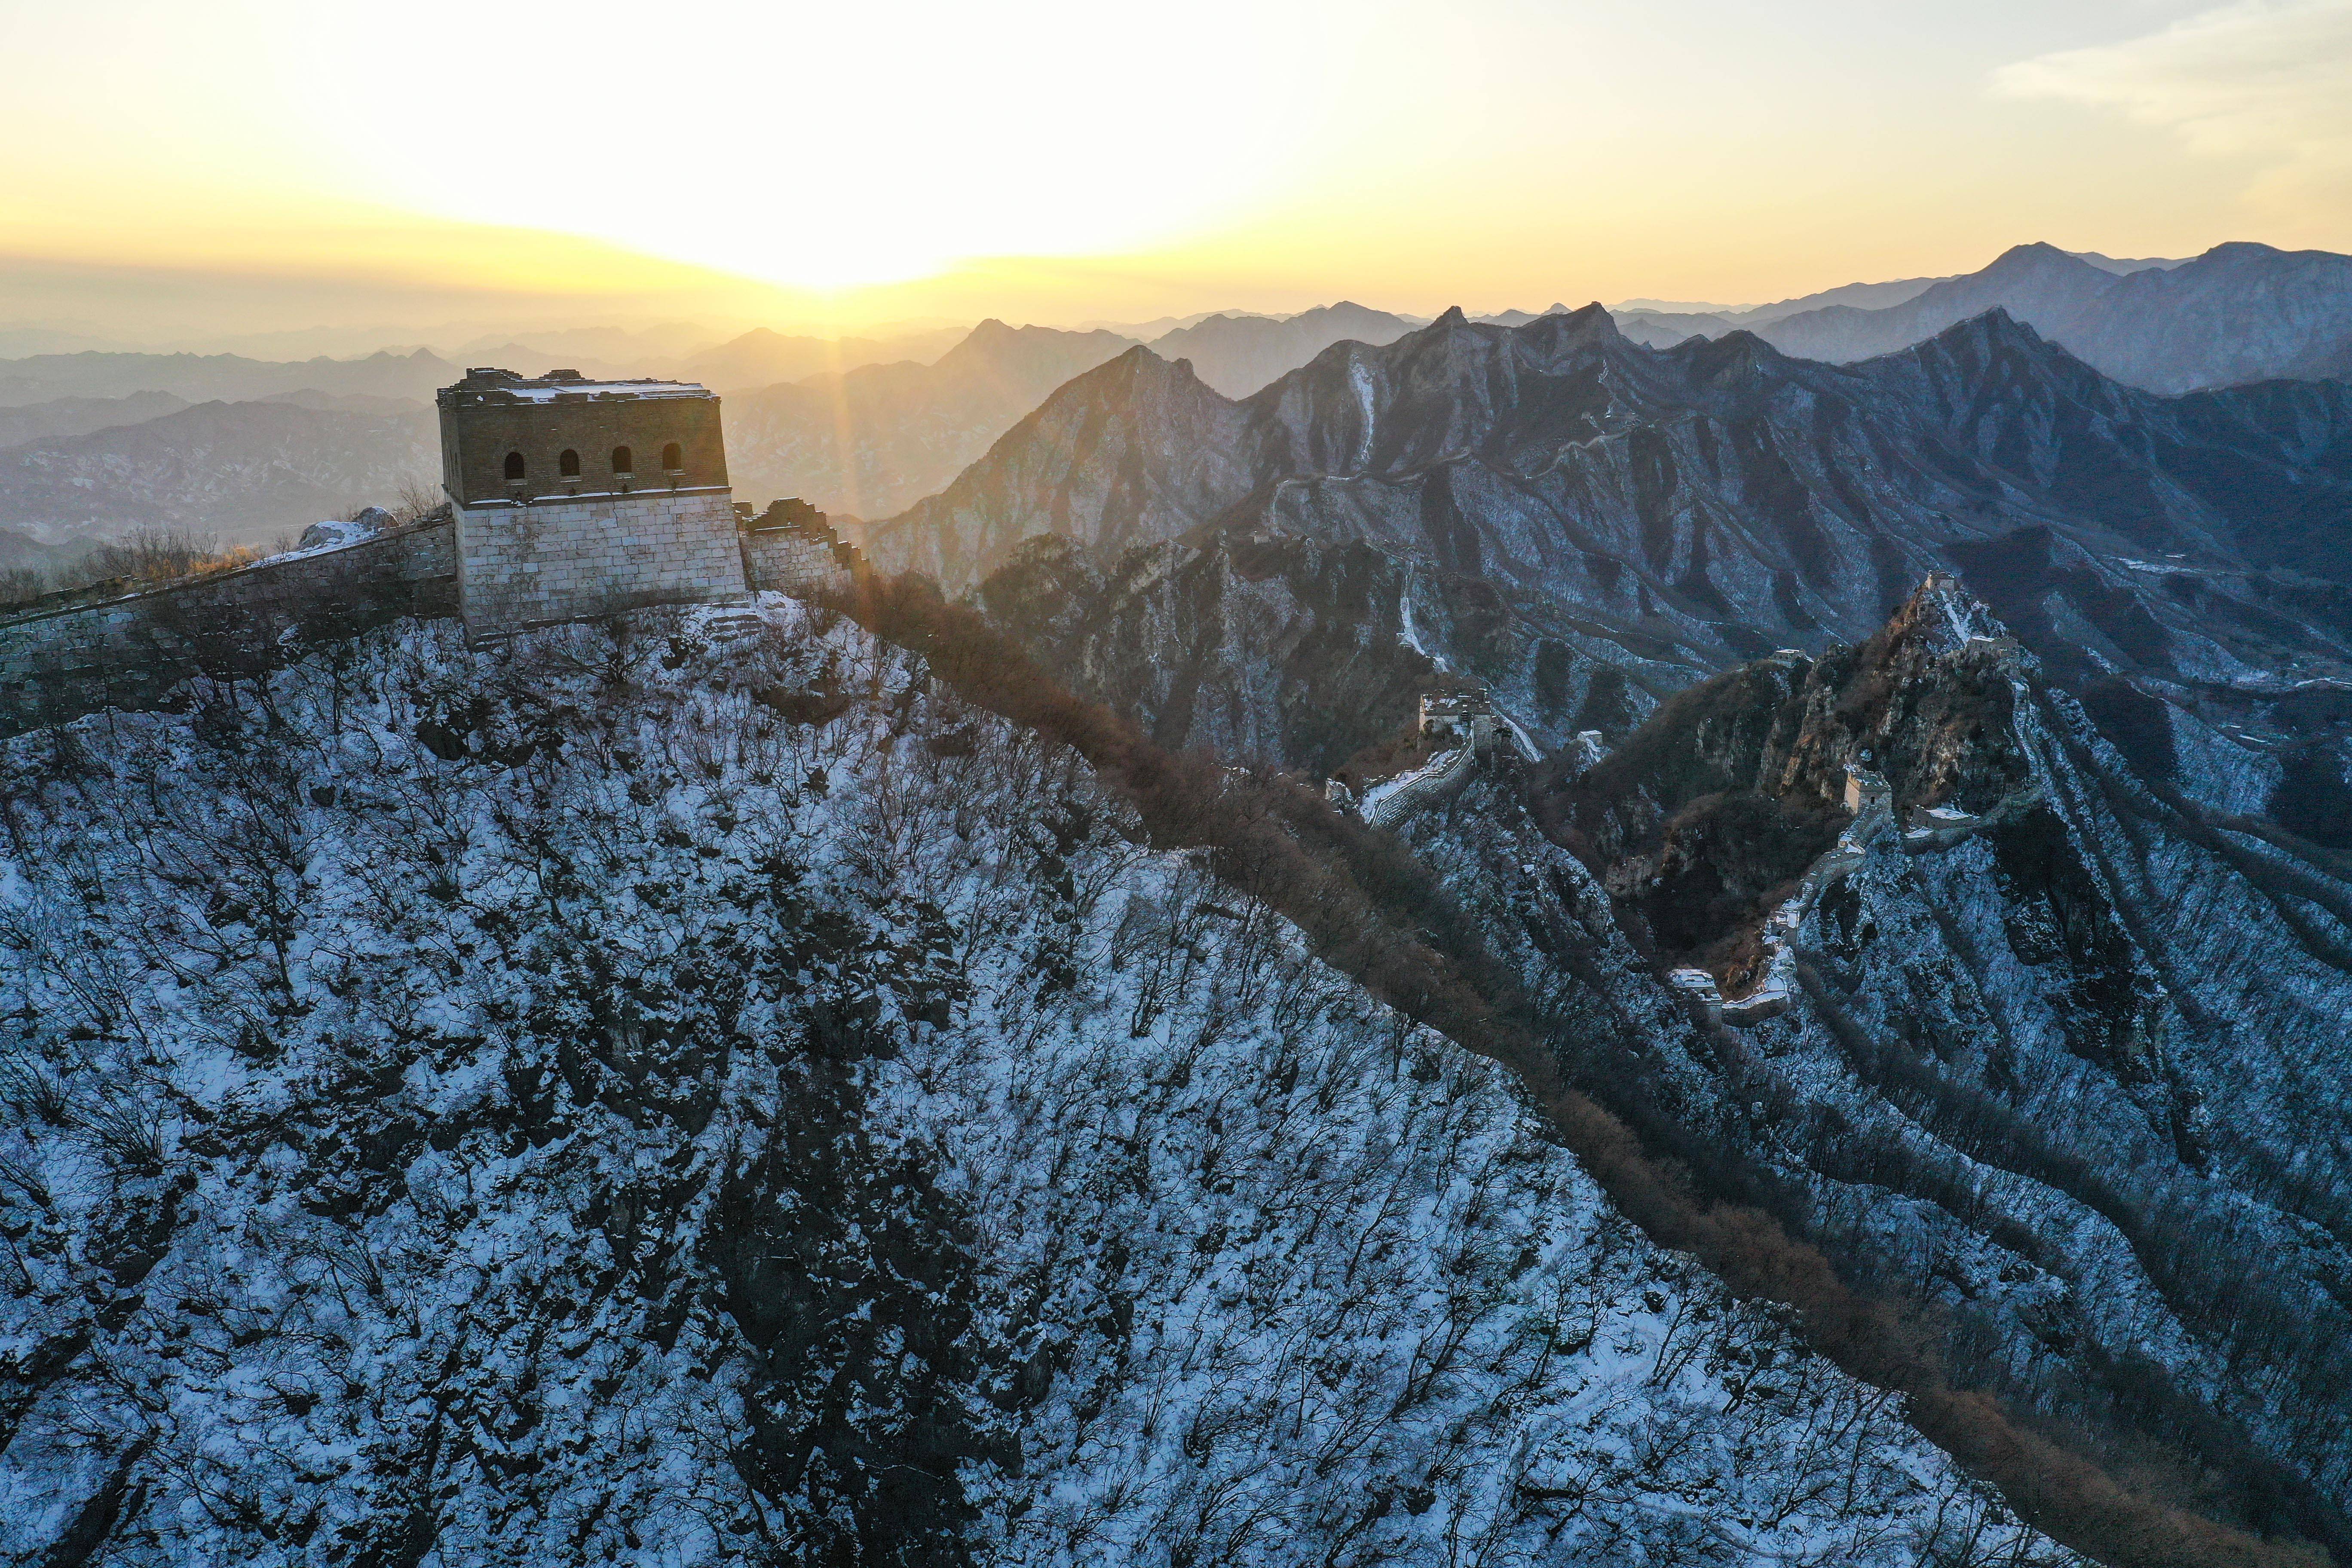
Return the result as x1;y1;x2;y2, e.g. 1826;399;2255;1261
739;497;863;597
440;368;746;638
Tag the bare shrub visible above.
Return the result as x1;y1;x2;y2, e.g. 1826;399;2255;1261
0;567;45;611
81;1096;169;1175
79;527;258;588
388;478;446;526
0;1056;72;1126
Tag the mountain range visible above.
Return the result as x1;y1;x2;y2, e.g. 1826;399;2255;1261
673;325;973;392
0;307;1431;545
869;306;2352;754
0;399;437;546
1626;242;2352;392
716;308;1427;518
13;239;2347;552
852;302;2352;1550
0;347;454;408
13;246;2352;1564
722;322;1141;520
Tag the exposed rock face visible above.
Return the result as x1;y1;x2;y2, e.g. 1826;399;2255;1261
1633;241;2352;394
721;321;1139;519
881;304;2352;786
1404;580;2352;1555
1537;584;2037;981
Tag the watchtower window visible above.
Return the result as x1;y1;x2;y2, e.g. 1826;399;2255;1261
503;451;527;481
558;448;581;478
661;441;684;473
611;444;634;474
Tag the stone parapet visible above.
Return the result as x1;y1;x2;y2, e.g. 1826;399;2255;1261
0;519;458;738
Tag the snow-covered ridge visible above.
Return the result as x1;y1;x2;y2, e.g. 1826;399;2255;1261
0;600;2075;1565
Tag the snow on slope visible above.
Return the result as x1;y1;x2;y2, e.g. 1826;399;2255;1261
0;601;2076;1565
1403;587;2352;1540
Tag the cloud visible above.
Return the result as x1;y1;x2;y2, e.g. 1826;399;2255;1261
1993;0;2352;209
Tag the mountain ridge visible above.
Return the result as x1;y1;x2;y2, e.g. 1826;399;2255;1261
1626;241;2352;393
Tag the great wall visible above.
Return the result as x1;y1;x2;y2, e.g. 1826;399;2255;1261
0;369;862;739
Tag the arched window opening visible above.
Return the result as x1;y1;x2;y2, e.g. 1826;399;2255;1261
558;448;581;478
661;441;684;473
611;444;634;475
503;450;527;481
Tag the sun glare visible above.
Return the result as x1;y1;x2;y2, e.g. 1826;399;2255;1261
254;0;1348;293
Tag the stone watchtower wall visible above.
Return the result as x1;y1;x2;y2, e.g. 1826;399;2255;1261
439;369;748;640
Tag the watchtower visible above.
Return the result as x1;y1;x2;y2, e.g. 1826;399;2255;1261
437;368;748;639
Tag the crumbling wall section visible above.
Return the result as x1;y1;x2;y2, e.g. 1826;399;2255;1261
743;530;859;596
0;519;457;737
741;502;862;597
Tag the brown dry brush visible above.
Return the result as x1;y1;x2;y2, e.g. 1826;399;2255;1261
821;569;2328;1568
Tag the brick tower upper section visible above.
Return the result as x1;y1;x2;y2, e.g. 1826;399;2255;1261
438;368;729;506
436;369;747;638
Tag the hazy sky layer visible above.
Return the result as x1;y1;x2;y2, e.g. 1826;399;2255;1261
4;0;2350;337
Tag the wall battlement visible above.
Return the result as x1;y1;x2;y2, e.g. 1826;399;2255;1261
739;498;863;596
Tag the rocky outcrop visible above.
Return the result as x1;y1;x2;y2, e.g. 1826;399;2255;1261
1538;577;2037;986
1401;578;2352;1556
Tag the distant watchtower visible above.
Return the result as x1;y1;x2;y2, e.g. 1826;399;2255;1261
437;368;748;639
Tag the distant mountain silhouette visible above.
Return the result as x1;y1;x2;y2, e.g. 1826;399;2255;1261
1146;301;1417;396
1622;242;2352;392
720;320;1138;518
1474;303;1573;328
0;348;454;407
677;326;968;393
0;391;191;450
0;400;437;545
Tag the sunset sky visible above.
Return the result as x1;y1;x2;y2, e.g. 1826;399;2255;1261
4;0;2350;343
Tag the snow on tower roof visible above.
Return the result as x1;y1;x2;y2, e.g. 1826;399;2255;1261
440;368;715;405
